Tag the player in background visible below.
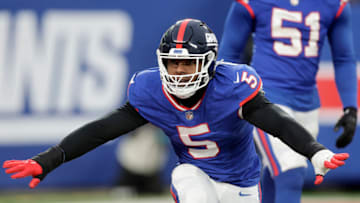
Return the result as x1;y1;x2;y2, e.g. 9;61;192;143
3;19;350;203
218;0;358;203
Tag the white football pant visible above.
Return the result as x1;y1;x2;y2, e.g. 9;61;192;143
170;163;261;203
253;104;319;176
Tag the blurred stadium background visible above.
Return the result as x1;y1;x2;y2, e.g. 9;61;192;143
0;0;359;202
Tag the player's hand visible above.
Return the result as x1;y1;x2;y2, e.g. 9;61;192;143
310;150;349;185
334;107;357;148
3;159;43;189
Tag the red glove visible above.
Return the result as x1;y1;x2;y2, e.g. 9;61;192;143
310;150;349;185
3;159;43;189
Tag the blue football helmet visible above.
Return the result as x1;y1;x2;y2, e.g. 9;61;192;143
157;19;218;99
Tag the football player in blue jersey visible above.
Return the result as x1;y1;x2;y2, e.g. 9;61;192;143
3;19;350;203
218;0;358;203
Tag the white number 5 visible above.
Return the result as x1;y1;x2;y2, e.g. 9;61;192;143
241;71;258;89
177;123;219;159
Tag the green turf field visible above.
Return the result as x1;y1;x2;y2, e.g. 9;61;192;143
0;188;359;203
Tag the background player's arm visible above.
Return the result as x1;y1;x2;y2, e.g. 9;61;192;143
3;102;148;188
328;3;357;109
327;3;358;148
218;1;253;63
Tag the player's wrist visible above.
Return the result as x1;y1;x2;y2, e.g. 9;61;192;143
344;107;357;116
31;145;65;180
303;142;327;160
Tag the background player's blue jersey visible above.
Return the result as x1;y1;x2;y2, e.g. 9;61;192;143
219;0;357;111
128;62;262;187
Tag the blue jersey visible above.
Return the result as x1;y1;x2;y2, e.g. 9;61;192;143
128;62;262;187
219;0;357;111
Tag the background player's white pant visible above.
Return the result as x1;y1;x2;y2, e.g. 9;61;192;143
253;104;319;176
170;163;261;203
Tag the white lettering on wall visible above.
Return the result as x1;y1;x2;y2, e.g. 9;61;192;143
0;10;133;143
0;10;132;114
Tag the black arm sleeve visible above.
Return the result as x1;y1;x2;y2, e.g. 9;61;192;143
242;92;326;159
32;101;148;179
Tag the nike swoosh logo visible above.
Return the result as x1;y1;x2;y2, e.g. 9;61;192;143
239;192;252;196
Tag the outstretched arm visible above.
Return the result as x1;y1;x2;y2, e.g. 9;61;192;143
3;102;148;188
242;92;349;185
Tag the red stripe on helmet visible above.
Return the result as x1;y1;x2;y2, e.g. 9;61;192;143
176;19;191;48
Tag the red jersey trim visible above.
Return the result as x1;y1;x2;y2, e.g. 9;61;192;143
335;0;347;19
257;129;280;176
237;0;255;19
162;85;205;111
239;77;262;107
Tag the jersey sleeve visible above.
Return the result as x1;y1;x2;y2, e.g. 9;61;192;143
127;72;140;110
126;68;167;126
216;62;262;107
218;1;254;63
127;70;153;111
234;65;262;107
334;0;349;19
328;2;358;109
